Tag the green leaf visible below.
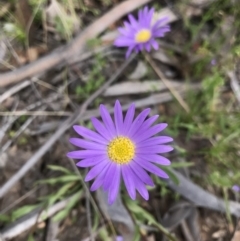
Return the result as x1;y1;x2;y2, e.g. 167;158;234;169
47;165;72;174
170;162;194;168
0;214;10;223
126;200;176;241
27;234;35;241
133;229;141;241
99;227;112;241
126;200;155;223
209;171;232;187
161;167;179;185
48;182;74;206
12;204;39;221
93;211;99;231
38;175;80;185
173;145;188;154
87;38;102;48
53;190;82;222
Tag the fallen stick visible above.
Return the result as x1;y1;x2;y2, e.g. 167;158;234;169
0;196;73;240
166;170;240;217
0;0;152;87
0;80;30;104
228;71;240;105
103;80;184;96
0;54;136;199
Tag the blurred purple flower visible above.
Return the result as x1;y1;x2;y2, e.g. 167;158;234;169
67;100;173;205
116;236;123;241
114;6;170;58
232;185;240;192
211;59;216;66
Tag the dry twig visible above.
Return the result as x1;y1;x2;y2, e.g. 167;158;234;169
0;111;72;117
228;71;240;105
0;81;30;104
145;53;190;112
0;115;36;154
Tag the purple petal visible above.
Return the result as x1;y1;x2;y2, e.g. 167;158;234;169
138;136;173;147
138;9;143;24
102;162;118;191
126;45;135;58
100;104;116;137
118;27;132;37
76;155;106;167
232;185;240;192
123;103;135;135
114;37;135;47
136;145;173;154
90;163;111;191
153;27;171;37
134;45;140;53
140;154;171;166
127;108;150;137
108;165;121;205
85;160;109;181
69;138;106;150
73;125;107;144
114;100;124;135
143;6;149;19
136;157;169;179
145;42;151;52
133;174;149;200
116;236;123;241
129;161;154;186
67;150;105;159
142;115;159;128
124;21;132;29
128;14;138;28
152;17;169;31
135;123;168;143
136;45;141;51
122;165;136;200
145;7;154;27
132;115;159;139
139;43;144;51
91;117;112;141
151;39;159;50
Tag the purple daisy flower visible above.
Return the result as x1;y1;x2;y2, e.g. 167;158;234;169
210;59;217;66
114;6;170;58
67;100;173;205
116;236;123;241
232;185;240;192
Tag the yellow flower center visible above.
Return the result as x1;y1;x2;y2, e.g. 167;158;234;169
107;137;135;164
135;29;151;43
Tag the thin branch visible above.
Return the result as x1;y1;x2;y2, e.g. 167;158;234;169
0;115;36;154
0;111;72;117
0;80;30;104
0;103;19;144
228;71;240;105
145;53;190;113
